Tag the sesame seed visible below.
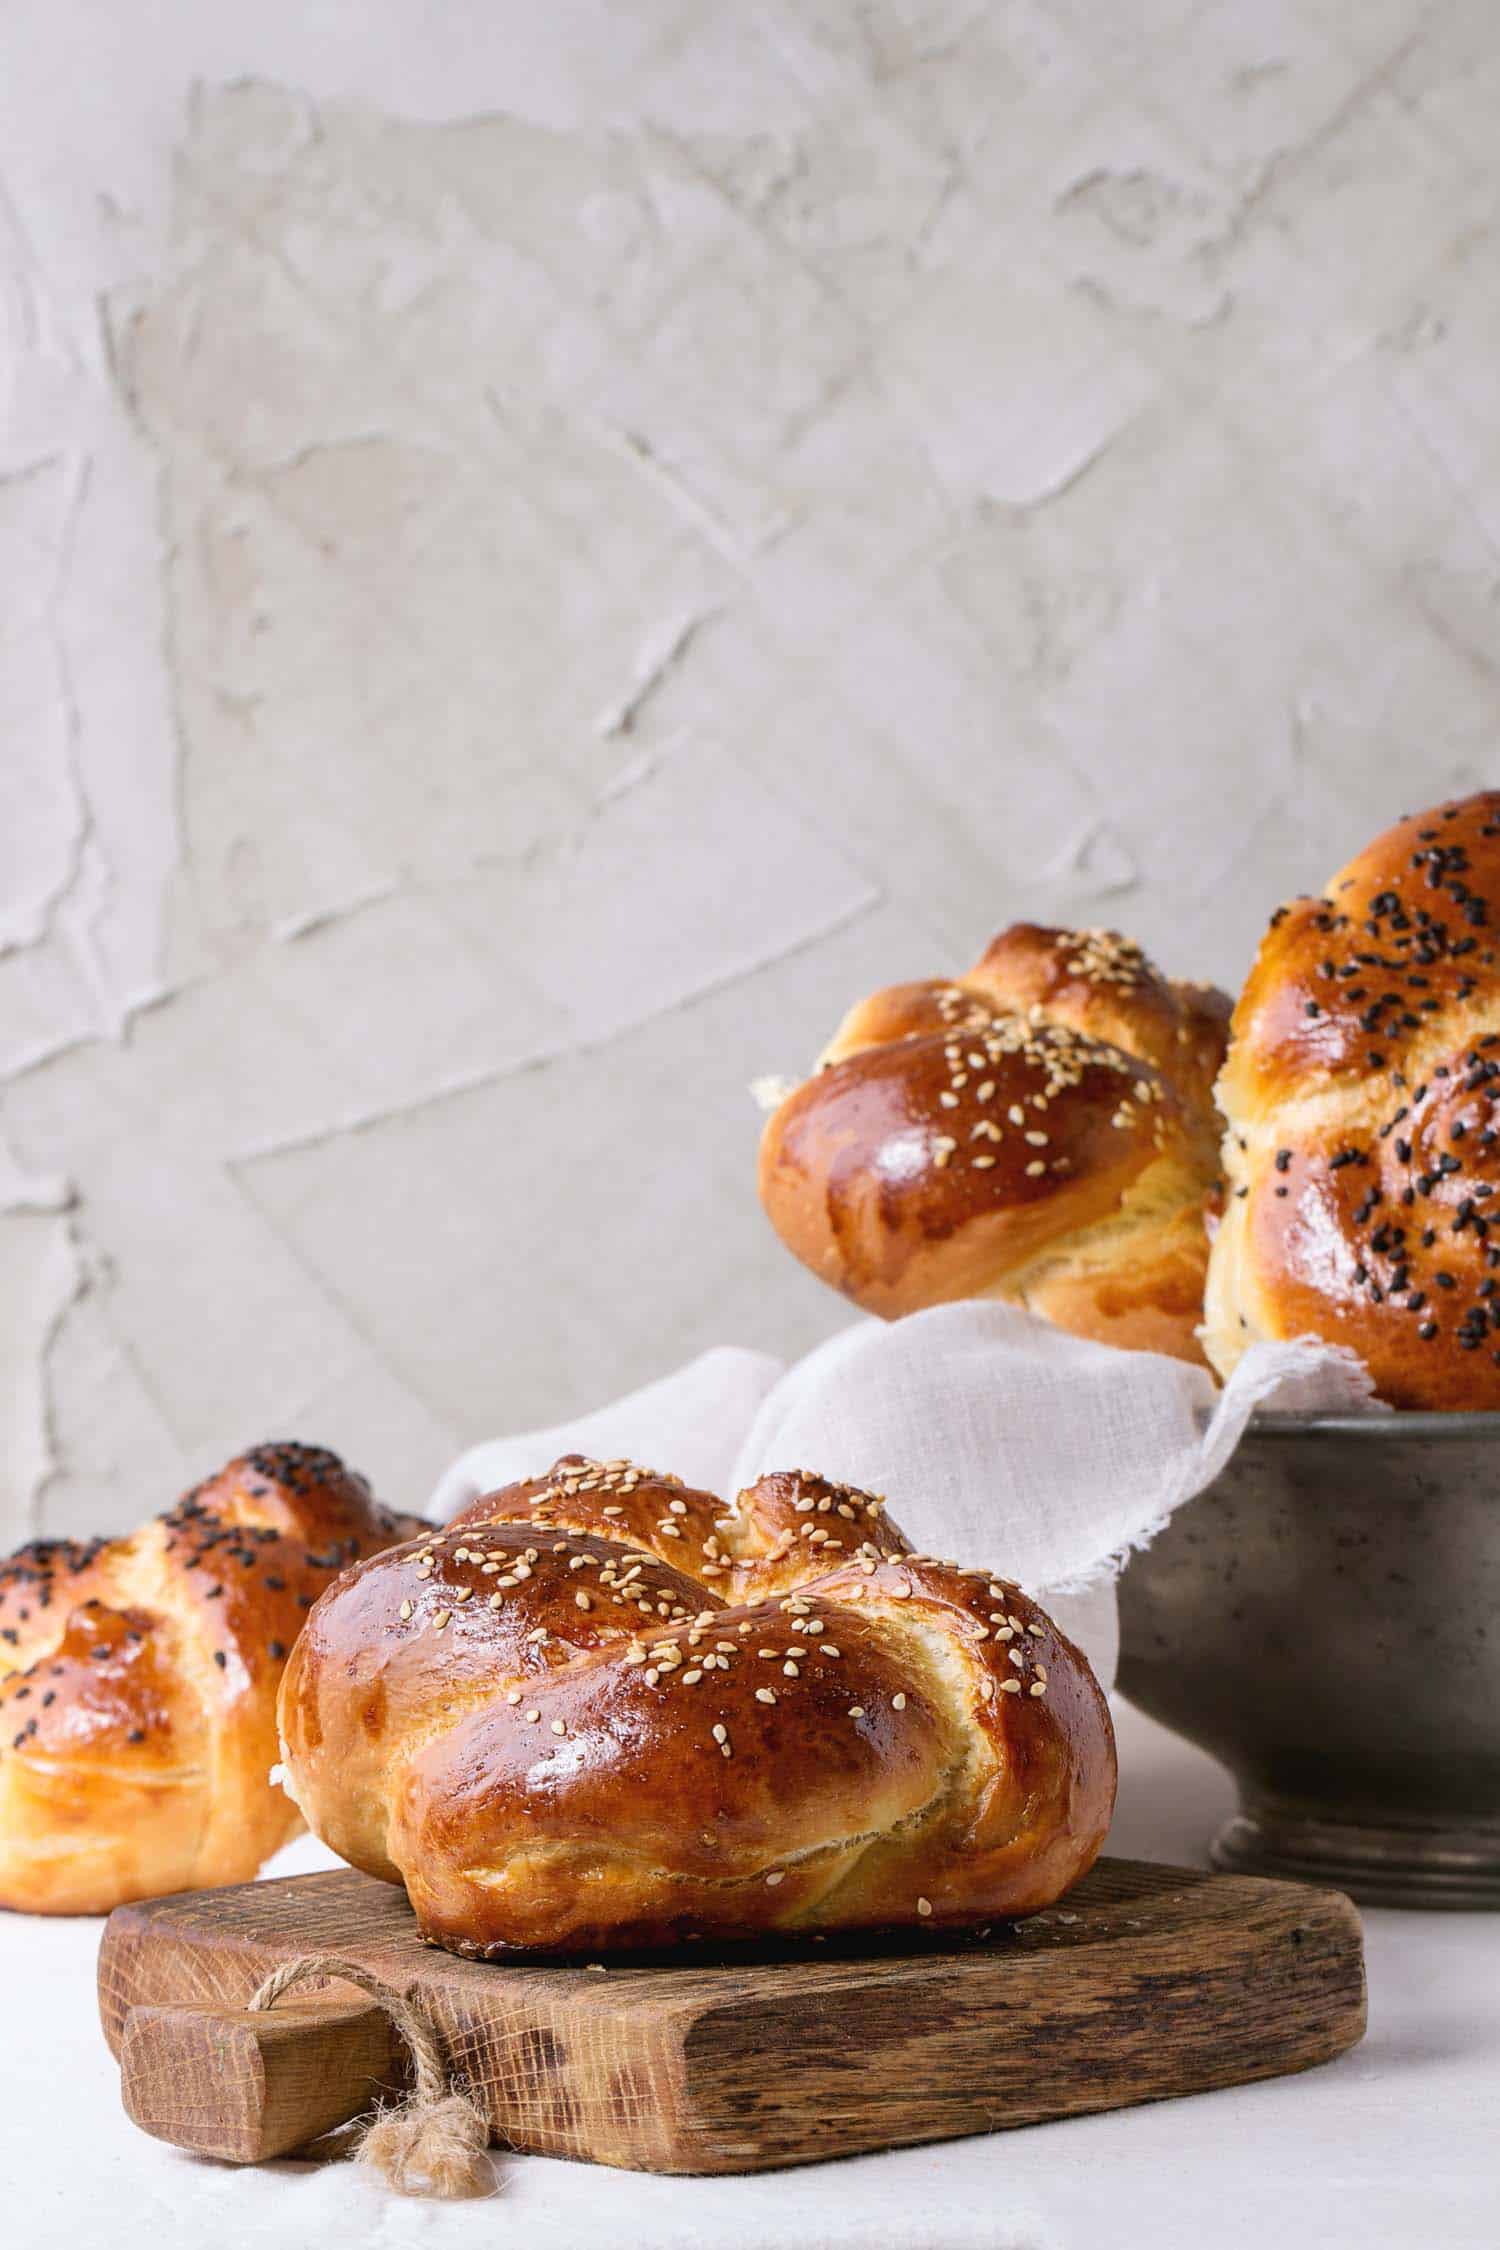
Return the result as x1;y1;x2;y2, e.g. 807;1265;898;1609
892;1691;907;1710
506;1688;522;1704
917;1897;933;1918
551;1718;566;1735
432;1609;452;1630
766;1871;785;1886
848;1705;866;1718
756;1687;777;1704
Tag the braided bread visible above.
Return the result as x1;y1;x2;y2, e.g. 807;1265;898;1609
0;1444;423;1914
277;1455;1115;1956
1205;790;1500;1405
758;922;1230;1363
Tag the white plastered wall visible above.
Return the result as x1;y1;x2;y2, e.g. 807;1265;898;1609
2;0;1497;1534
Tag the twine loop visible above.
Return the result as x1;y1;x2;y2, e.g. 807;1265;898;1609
249;1954;493;2198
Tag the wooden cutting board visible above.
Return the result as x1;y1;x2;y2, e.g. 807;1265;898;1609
100;1857;1365;2176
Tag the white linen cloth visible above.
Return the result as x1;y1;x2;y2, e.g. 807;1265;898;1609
11;1702;1496;2250
432;1302;1383;1688
12;1307;1493;2250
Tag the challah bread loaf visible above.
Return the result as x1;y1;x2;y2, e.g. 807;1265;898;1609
759;923;1230;1363
0;1444;423;1914
1205;790;1500;1405
278;1455;1115;1956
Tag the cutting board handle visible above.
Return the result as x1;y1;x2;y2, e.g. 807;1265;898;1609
119;1994;405;2161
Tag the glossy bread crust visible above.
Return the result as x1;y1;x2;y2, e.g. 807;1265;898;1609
0;1445;423;1914
759;923;1230;1362
278;1454;1116;1956
1205;791;1500;1406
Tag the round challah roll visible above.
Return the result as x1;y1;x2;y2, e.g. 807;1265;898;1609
1206;790;1500;1406
278;1455;1116;1956
0;1444;423;1914
759;923;1230;1363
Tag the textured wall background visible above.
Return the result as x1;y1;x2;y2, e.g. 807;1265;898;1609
2;0;1498;1539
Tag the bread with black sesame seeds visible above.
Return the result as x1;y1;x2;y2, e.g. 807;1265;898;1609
276;1455;1115;1955
758;922;1230;1364
0;1444;424;1915
1205;789;1500;1406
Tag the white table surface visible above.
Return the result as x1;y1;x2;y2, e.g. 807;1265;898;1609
6;1699;1495;2250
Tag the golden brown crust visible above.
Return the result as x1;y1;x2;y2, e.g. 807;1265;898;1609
1206;791;1500;1406
0;1444;422;1914
448;1458;912;1601
760;924;1229;1362
279;1455;1116;1956
967;924;1232;1111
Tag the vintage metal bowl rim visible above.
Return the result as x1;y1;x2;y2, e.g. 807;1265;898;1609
1244;1406;1500;1439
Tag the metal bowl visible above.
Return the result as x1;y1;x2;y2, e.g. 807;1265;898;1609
1116;1412;1500;1908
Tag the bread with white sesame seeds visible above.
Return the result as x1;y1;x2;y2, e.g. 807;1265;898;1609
758;923;1231;1364
0;1444;424;1915
276;1455;1116;1955
1205;790;1500;1405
